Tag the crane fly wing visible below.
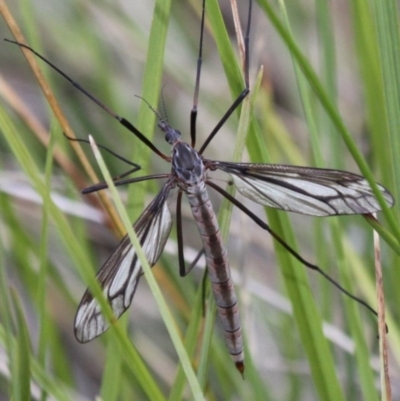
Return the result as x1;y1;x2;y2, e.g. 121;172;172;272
74;185;173;343
214;162;394;216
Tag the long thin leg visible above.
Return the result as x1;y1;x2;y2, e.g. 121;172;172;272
64;134;142;170
206;180;380;319
198;0;252;155
5;39;170;161
176;191;186;276
200;266;208;317
190;0;206;148
176;191;206;276
82;173;170;194
188;248;205;273
244;0;252;90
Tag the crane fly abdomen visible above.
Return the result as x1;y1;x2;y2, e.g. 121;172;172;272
186;183;244;369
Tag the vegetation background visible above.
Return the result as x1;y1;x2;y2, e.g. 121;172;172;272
0;0;399;400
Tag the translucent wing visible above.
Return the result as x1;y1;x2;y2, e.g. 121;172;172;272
214;161;394;216
74;185;173;342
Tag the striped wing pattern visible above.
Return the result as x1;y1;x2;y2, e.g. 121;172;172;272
74;187;173;343
215;162;394;216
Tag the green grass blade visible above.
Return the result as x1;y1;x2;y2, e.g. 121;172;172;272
372;0;400;213
280;1;382;398
128;0;172;217
100;333;123;401
168;279;207;401
89;136;206;401
0;106;166;401
257;0;398;241
11;289;32;401
246;120;346;401
36;121;56;400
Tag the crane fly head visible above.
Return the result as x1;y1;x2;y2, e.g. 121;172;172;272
160;123;182;145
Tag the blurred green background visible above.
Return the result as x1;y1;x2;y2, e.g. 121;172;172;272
0;0;399;400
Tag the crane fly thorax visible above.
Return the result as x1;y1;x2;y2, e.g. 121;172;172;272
160;121;205;190
171;141;205;190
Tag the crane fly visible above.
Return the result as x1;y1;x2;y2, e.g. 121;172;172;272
7;0;394;374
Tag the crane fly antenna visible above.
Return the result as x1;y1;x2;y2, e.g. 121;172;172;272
160;85;169;124
5;38;170;161
134;94;174;139
134;94;165;124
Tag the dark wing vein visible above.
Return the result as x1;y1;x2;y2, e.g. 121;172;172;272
213;161;394;216
74;183;173;342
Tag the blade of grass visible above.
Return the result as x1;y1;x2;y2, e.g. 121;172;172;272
257;0;398;242
11;289;32;401
195;0;246;384
196;285;216;386
207;0;243;104
0;106;166;401
372;0;400;215
370;8;400;396
331;220;380;401
100;331;123;401
207;1;344;397
36;120;57;401
0;324;86;401
196;0;266;387
246;118;346;400
349;0;392;184
280;1;381;399
0;0;125;238
373;228;392;401
0;76;86;189
89;135;206;401
128;0;172;218
167;277;208;401
0;210;16;401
